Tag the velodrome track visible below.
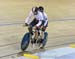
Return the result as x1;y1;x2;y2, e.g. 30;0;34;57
0;0;75;59
0;19;75;59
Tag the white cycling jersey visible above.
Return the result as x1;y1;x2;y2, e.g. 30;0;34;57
25;10;48;27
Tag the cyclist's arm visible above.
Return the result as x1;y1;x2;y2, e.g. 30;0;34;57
44;12;48;26
25;11;33;25
44;20;48;26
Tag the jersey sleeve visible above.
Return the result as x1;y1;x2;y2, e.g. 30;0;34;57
44;12;48;20
25;11;33;24
44;12;48;26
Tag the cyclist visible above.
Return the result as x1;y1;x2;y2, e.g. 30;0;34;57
25;7;44;44
37;6;48;48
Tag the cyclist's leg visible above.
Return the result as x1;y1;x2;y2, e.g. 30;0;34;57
34;27;39;41
28;18;37;35
28;18;39;43
40;26;48;48
33;20;42;43
41;27;46;39
39;21;48;43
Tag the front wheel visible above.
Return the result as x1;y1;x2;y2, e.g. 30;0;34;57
21;32;30;51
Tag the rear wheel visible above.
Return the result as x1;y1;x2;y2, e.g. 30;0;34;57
41;32;48;49
21;32;30;51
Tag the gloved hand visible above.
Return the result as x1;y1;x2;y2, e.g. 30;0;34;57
25;23;29;26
